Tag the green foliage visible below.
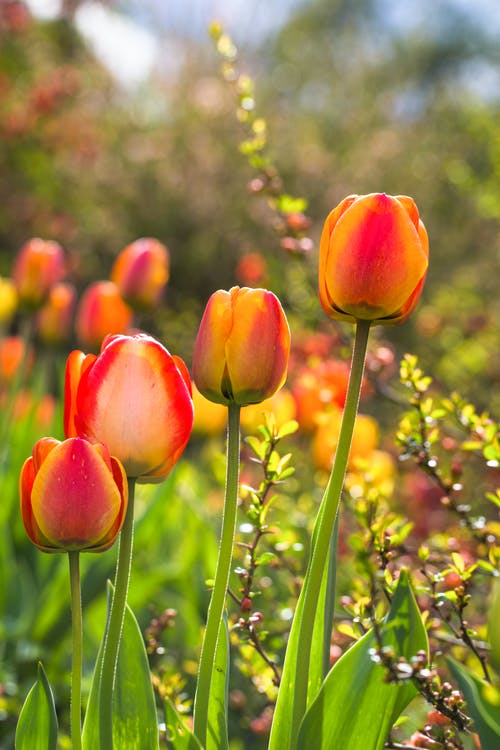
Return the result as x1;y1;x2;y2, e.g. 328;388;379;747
15;663;57;750
297;571;428;750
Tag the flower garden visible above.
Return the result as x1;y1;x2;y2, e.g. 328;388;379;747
1;3;499;750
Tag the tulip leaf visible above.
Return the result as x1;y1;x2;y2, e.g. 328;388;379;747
206;614;230;750
15;662;58;750
297;570;428;750
165;700;202;749
82;589;159;750
447;658;500;750
487;577;500;677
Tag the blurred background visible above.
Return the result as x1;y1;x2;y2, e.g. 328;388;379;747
1;0;499;410
1;2;500;747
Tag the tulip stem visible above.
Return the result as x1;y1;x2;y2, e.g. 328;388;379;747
193;402;241;747
277;318;370;749
68;551;83;750
99;477;136;750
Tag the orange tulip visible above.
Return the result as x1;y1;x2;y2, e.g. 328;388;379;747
75;280;133;351
13;238;66;309
20;437;128;553
36;282;76;345
64;333;194;482
319;193;428;324
192;384;227;436
0;335;33;384
193;286;290;406
292;359;352;432
312;410;379;472
111;237;170;309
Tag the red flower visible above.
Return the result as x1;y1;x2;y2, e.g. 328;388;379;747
20;437;128;553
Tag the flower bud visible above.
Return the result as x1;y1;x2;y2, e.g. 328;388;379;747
193;286;290;406
75;280;133;351
20;437;128;553
13;238;66;309
111;238;169;310
36;282;76;345
319;193;428;325
64;333;194;482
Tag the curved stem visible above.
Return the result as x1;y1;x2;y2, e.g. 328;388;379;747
99;478;136;750
193;402;241;747
290;319;371;746
69;551;83;750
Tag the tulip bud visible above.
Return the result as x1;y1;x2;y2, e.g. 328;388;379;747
20;437;128;553
319;193;428;325
36;282;76;345
111;237;170;310
13;238;66;309
193;286;290;406
75;280;133;351
64;333;194;482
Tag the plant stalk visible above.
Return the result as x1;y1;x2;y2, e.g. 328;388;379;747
69;550;83;750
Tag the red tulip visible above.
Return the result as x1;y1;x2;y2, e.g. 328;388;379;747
20;437;128;553
319;193;429;325
111;238;170;309
64;333;193;482
192;286;290;406
13;238;66;309
75;280;133;351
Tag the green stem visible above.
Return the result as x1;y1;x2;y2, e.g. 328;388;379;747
290;319;371;746
69;551;83;750
322;511;340;680
193;402;241;747
99;478;136;750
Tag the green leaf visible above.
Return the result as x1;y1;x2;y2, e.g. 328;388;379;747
447;659;500;750
297;570;428;750
82;589;159;750
488;577;500;676
206;614;230;750
15;662;58;750
165;701;202;749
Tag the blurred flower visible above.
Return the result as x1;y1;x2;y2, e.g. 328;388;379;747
75;280;133;351
20;437;128;553
192;384;227;436
312;409;379;472
36;282;76;345
64;333;194;482
235;252;268;287
0;335;33;384
193;286;290;406
292;359;351;432
240;387;296;433
8;389;56;431
347;449;395;496
319;193;428;324
13;238;66;309
111;237;169;310
0;277;17;324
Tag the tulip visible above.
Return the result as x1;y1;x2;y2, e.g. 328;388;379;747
75;280;133;351
13;238;66;309
0;277;17;324
64;332;193;481
0;335;33;384
193;286;290;406
292;359;352;432
319;193;429;324
312;409;379;472
20;437;128;553
37;282;76;345
111;237;170;309
192;384;227;436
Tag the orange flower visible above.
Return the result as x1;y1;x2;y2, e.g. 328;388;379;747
64;333;194;482
312;410;379;472
292;359;352;432
13;238;66;309
36;282;76;345
75;280;133;351
319;193;428;324
20;437;128;553
0;335;33;384
193;286;290;406
111;237;170;309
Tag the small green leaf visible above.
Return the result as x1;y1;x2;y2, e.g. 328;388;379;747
206;614;230;750
82;588;159;750
165;701;202;749
297;570;428;750
15;662;58;750
448;659;500;750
